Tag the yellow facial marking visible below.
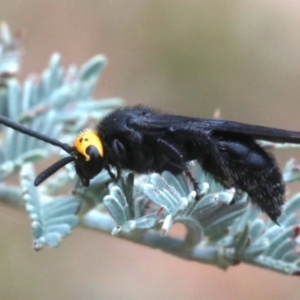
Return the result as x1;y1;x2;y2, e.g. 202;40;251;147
73;130;104;161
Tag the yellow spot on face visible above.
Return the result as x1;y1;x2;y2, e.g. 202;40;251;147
73;130;104;160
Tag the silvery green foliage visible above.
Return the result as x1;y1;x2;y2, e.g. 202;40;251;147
0;22;21;79
21;163;80;250
1;24;300;275
0;23;122;249
0;33;122;181
83;160;300;275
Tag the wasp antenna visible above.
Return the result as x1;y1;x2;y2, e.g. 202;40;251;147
0;115;72;153
34;156;75;186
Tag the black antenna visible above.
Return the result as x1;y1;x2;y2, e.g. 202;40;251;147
0;115;72;153
34;156;75;186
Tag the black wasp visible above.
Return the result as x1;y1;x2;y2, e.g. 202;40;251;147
1;105;300;223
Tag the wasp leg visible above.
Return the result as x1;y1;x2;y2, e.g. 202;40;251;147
108;139;125;181
105;165;116;181
157;138;200;199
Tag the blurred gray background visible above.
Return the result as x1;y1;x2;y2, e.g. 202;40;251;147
1;1;300;299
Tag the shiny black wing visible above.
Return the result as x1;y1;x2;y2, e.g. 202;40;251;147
207;119;300;143
127;109;300;144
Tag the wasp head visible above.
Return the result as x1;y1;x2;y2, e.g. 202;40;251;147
34;130;105;187
72;130;105;186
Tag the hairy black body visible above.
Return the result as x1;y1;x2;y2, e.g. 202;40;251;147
96;107;292;222
1;105;300;223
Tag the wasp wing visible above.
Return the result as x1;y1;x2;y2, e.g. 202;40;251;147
208;119;300;143
128;113;300;144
